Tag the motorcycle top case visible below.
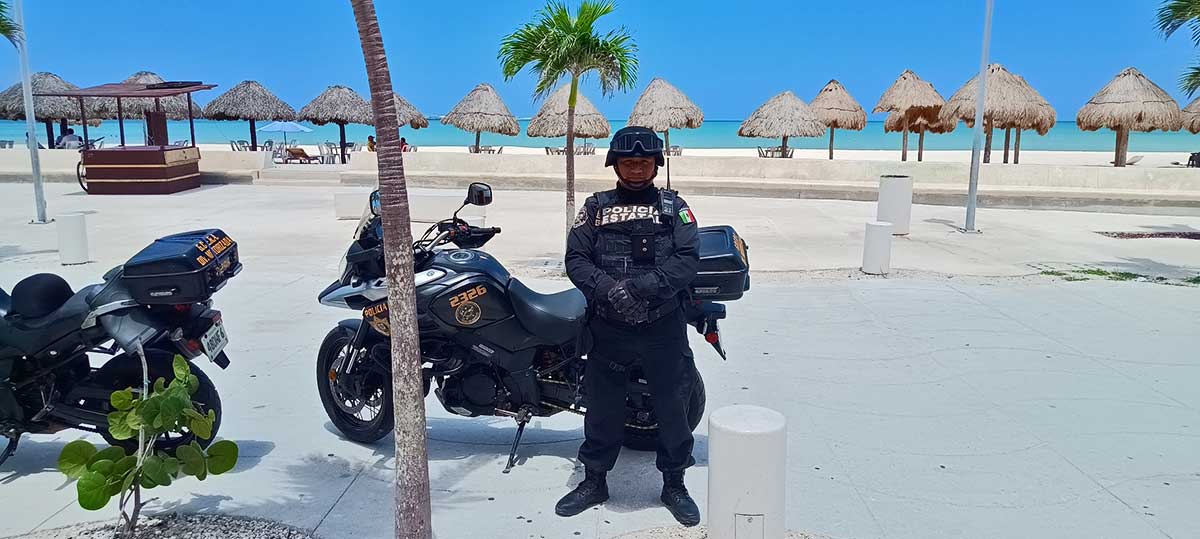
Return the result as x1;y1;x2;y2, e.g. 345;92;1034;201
122;229;242;304
692;225;750;301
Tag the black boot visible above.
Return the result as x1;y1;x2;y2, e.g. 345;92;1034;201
555;468;609;517
661;471;701;527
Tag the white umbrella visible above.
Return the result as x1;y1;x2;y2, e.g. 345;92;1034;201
257;120;312;145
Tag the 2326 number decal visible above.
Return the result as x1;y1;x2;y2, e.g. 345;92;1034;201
448;285;488;308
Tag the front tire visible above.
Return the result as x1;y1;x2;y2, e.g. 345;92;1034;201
316;327;394;443
622;369;706;452
98;351;222;455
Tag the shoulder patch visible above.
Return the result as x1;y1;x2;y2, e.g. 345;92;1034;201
572;207;589;228
678;207;696;224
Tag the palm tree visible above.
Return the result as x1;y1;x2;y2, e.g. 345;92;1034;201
347;1;432;538
1157;0;1200;93
499;0;637;229
0;1;18;44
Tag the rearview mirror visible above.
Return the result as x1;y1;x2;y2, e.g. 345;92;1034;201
369;190;381;216
465;182;493;206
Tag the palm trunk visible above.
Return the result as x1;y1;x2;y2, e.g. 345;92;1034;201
1002;127;1011;164
1014;129;1022;164
917;130;925;162
348;2;432;538
565;76;579;230
901;116;909;162
828;127;835;160
983;119;993;164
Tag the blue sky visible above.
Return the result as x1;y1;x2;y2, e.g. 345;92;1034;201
2;0;1195;121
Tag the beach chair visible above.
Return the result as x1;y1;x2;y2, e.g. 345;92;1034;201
1189;153;1200;168
670;145;682;156
272;147;287;164
235;140;249;151
285;148;321;164
260;141;274;152
496;147;503;154
229;141;240;151
545;147;555;155
757;147;766;158
317;143;332;164
0;140;13;148
1110;155;1144;166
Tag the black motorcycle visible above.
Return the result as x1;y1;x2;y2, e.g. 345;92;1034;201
0;230;242;465
316;183;749;472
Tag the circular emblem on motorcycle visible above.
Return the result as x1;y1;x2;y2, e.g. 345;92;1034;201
449;250;476;262
455;301;482;325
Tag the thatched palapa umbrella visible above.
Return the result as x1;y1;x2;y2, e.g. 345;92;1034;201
203;80;296;151
527;84;610;139
1077;67;1182;167
810;80;866;160
627;77;704;152
738;91;825;157
874;70;944;161
93;71;204;121
377;92;428;129
440;83;519;152
884;112;955;161
1184;96;1200;134
939;64;1057;164
0;72;99;145
299;85;373;164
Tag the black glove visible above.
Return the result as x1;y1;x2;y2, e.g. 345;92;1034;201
606;280;640;316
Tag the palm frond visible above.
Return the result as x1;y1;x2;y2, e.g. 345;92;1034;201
1181;63;1200;96
0;1;22;46
1158;0;1200;45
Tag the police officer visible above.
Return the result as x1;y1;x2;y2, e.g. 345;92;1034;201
558;126;701;526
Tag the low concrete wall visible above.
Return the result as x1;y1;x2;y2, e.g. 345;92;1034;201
345;151;1200;194
198;150;272;171
0;149;82;172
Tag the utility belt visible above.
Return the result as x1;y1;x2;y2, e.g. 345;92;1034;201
596;298;679;327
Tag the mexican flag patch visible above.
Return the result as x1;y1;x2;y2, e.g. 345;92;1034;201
678;207;695;224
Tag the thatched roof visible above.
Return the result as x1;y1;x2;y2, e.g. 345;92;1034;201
939;64;1056;135
298;85;373;126
810;80;866;131
1076;67;1183;133
203;80;296;122
874;70;943;123
382;93;428;129
0;72;100;123
884;111;956;134
1183;96;1200;134
626;78;703;131
527;85;610;138
92;71;204;120
440;83;519;135
737;91;826;138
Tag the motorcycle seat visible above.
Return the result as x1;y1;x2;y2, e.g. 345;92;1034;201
0;275;100;356
507;279;586;344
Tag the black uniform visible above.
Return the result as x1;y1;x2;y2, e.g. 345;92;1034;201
565;183;699;473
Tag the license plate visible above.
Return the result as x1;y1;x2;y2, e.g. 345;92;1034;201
201;321;229;358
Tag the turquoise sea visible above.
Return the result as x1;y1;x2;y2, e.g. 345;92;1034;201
3;119;1199;153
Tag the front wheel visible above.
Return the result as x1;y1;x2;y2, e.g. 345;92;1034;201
317;327;394;443
622;369;706;452
98;351;222;455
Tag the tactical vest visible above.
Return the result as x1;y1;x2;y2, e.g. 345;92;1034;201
592;188;677;303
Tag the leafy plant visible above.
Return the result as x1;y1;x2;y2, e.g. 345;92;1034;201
58;355;237;539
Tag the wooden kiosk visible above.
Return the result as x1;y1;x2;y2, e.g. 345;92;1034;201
37;81;215;195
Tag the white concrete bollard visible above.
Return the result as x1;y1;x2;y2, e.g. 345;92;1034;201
56;212;89;265
876;174;913;235
862;221;893;275
708;405;788;539
333;193;365;220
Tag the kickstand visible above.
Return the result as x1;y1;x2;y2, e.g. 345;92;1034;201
0;436;18;468
502;408;532;474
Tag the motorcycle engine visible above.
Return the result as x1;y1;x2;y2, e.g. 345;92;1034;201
437;365;504;417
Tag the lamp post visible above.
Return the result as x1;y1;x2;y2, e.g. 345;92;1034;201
963;0;993;233
14;0;48;224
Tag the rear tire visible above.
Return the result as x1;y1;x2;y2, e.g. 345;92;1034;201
98;351;222;455
76;161;88;193
622;369;706;452
317;327;394;444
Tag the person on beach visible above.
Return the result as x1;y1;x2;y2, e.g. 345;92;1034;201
366;135;376;152
400;137;409;152
57;128;81;149
559;126;702;527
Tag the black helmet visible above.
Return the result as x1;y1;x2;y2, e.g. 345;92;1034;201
605;126;665;167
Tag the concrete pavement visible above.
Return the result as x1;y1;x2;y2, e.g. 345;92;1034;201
1;183;1198;539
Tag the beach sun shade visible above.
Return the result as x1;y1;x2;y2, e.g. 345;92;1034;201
299;85;373;164
809;79;866;160
939;64;1057;164
627;78;703;178
874;70;945;161
1077;67;1182;167
440;83;519;152
527;84;610;138
737;90;825;157
203;80;296;150
0;72;99;145
258;120;312;146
